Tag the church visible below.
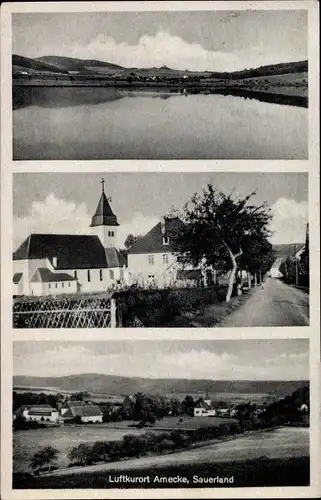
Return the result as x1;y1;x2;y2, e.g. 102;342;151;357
13;180;127;296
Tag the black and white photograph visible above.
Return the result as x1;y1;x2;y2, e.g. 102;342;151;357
12;339;310;489
12;172;309;328
12;9;308;160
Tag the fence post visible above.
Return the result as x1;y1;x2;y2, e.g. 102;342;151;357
110;298;117;328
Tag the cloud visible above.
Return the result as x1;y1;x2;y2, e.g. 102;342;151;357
51;31;304;73
13;194;158;250
13;194;91;250
118;212;159;247
14;344;308;381
269;198;308;244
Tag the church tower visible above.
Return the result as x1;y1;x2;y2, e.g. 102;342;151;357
90;178;119;248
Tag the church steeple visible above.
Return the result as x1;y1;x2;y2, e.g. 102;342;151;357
90;179;119;248
90;178;119;228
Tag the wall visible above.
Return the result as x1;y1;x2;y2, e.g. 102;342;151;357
23;411;59;422
72;267;123;293
128;252;177;287
81;415;103;423
43;280;78;296
90;224;119;249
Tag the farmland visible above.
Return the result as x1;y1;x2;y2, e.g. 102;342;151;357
13;427;309;488
13;415;238;473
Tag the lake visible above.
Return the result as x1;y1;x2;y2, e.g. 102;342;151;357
13;87;308;160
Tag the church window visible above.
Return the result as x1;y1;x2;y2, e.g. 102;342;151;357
61;282;64;288
74;270;77;279
108;231;115;237
163;254;169;264
100;269;103;281
87;270;91;282
148;255;154;265
68;282;70;287
48;284;51;289
109;270;114;279
55;283;57;289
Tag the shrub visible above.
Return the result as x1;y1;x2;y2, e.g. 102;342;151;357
116;285;226;327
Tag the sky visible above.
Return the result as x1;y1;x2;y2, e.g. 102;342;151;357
13;339;309;380
13;172;308;250
12;10;307;72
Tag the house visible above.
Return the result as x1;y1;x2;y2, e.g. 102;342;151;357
60;401;103;423
194;394;216;417
269;257;284;279
13;180;128;296
14;404;59;423
127;216;213;288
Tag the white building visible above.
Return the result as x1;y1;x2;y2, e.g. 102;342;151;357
127;217;213;288
194;394;216;417
13;180;128;297
17;405;59;423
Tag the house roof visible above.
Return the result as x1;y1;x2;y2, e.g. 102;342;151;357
30;267;76;283
63;402;102;418
13;234;122;269
90;191;119;228
14;404;55;416
13;272;23;284
127;217;183;255
28;408;57;416
195;401;215;410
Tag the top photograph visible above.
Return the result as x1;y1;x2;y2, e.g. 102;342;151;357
12;9;308;161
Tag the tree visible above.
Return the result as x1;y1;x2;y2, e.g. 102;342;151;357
30;446;59;473
171;185;272;302
67;443;93;467
124;234;143;249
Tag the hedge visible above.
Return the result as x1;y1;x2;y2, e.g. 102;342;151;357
114;285;228;327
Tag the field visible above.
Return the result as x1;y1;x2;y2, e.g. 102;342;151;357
13;415;240;473
13;424;154;473
13;427;309;488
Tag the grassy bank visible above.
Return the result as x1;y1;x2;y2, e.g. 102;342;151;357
13;455;309;488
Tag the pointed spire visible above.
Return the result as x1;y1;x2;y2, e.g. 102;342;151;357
90;180;119;228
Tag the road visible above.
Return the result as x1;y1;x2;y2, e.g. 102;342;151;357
220;278;309;327
46;427;309;477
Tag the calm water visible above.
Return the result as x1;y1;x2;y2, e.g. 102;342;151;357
13;88;308;160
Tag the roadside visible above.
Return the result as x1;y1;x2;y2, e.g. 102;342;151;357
163;286;257;327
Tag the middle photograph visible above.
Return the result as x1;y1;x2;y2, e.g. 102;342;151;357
12;172;309;329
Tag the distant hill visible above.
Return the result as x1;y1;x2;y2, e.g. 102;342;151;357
13;373;308;398
34;56;124;72
12;54;69;74
273;243;304;259
12;54;308;80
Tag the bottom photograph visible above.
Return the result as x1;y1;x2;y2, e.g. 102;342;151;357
12;339;310;489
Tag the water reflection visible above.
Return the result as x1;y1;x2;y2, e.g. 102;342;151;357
13;88;308;160
13;86;307;110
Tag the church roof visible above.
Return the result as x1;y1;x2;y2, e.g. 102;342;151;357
13;234;113;269
90;192;119;228
30;268;76;283
127;217;183;255
105;248;127;268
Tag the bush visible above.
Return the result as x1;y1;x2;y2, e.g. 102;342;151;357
115;285;226;327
